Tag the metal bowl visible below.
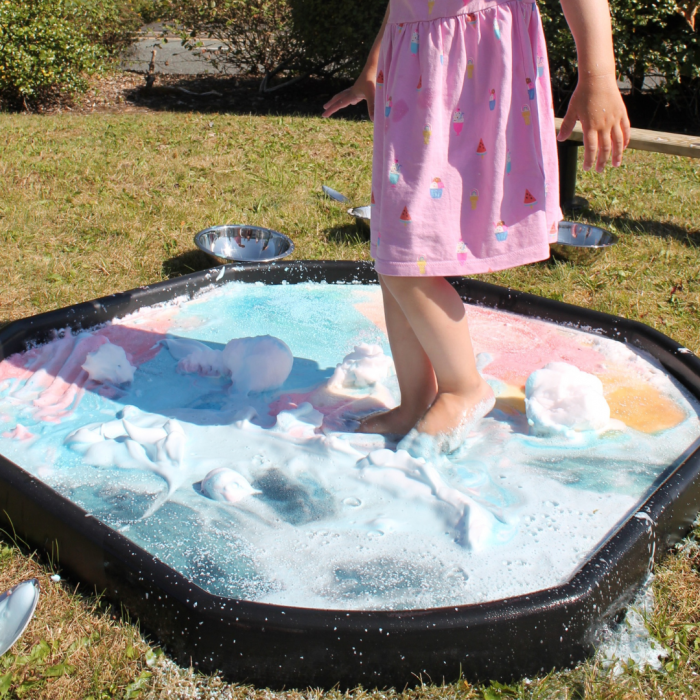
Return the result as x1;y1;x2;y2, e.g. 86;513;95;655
194;225;294;265
550;221;618;264
347;206;371;238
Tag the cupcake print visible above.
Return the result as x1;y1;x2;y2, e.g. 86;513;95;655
526;77;535;100
389;160;402;187
453;108;465;135
495;221;508;242
430;177;444;199
456;240;468;265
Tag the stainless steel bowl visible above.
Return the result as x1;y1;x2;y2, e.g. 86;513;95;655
550;221;618;264
348;206;371;238
194;225;294;265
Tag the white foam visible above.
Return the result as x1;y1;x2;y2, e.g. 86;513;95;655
66;407;187;519
201;467;261;503
329;344;394;389
166;335;293;394
597;578;667;674
81;342;135;385
525;362;615;437
3;283;700;610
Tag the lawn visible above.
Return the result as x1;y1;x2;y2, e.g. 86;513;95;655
0;111;699;698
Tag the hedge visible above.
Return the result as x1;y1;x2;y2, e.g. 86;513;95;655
0;0;139;108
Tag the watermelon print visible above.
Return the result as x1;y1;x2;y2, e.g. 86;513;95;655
524;189;537;207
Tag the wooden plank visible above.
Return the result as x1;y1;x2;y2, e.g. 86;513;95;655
554;117;700;159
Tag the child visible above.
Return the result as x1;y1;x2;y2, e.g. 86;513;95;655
323;0;630;450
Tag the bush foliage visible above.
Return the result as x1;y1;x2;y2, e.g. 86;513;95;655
540;0;700;93
170;0;302;89
290;0;387;78
0;0;139;108
168;0;698;117
169;0;386;91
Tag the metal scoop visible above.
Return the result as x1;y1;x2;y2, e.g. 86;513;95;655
0;579;40;656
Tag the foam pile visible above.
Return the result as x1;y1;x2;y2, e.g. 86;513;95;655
201;467;261;504
81;341;136;385
65;406;187;518
165;335;293;394
525;362;615;437
329;344;394;389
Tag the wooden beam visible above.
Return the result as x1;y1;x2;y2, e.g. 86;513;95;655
554;117;700;159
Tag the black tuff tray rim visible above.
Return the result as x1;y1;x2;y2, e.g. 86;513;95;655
1;260;699;688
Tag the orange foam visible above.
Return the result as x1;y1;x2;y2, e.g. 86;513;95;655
355;300;387;334
605;384;686;434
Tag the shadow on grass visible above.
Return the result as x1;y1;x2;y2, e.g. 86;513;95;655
162;249;215;278
324;224;369;246
573;209;700;247
121;74;370;120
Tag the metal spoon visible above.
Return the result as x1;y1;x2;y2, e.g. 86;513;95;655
322;186;350;204
0;579;40;656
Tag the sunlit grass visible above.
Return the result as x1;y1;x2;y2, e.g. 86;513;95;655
0;111;699;698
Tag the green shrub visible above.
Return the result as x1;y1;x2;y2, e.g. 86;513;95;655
133;0;176;24
171;0;302;89
290;0;386;78
85;1;141;58
540;0;700;102
170;0;385;91
0;0;140;108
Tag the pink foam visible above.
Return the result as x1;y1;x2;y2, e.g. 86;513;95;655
467;306;607;387
0;306;176;424
2;424;35;441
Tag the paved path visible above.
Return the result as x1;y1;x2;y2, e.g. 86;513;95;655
121;33;235;75
121;25;664;91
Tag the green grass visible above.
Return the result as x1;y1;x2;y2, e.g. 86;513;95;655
1;111;700;698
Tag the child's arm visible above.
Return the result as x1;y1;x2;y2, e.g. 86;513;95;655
322;4;390;120
558;0;631;172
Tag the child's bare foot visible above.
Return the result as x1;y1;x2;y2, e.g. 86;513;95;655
417;380;495;437
357;403;431;436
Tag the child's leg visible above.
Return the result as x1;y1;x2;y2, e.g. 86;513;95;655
357;276;438;435
380;274;494;437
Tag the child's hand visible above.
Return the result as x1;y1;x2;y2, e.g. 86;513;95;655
558;73;631;173
322;71;377;121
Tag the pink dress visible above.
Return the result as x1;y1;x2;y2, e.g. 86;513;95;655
371;0;562;277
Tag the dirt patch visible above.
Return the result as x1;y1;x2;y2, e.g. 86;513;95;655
29;71;370;121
